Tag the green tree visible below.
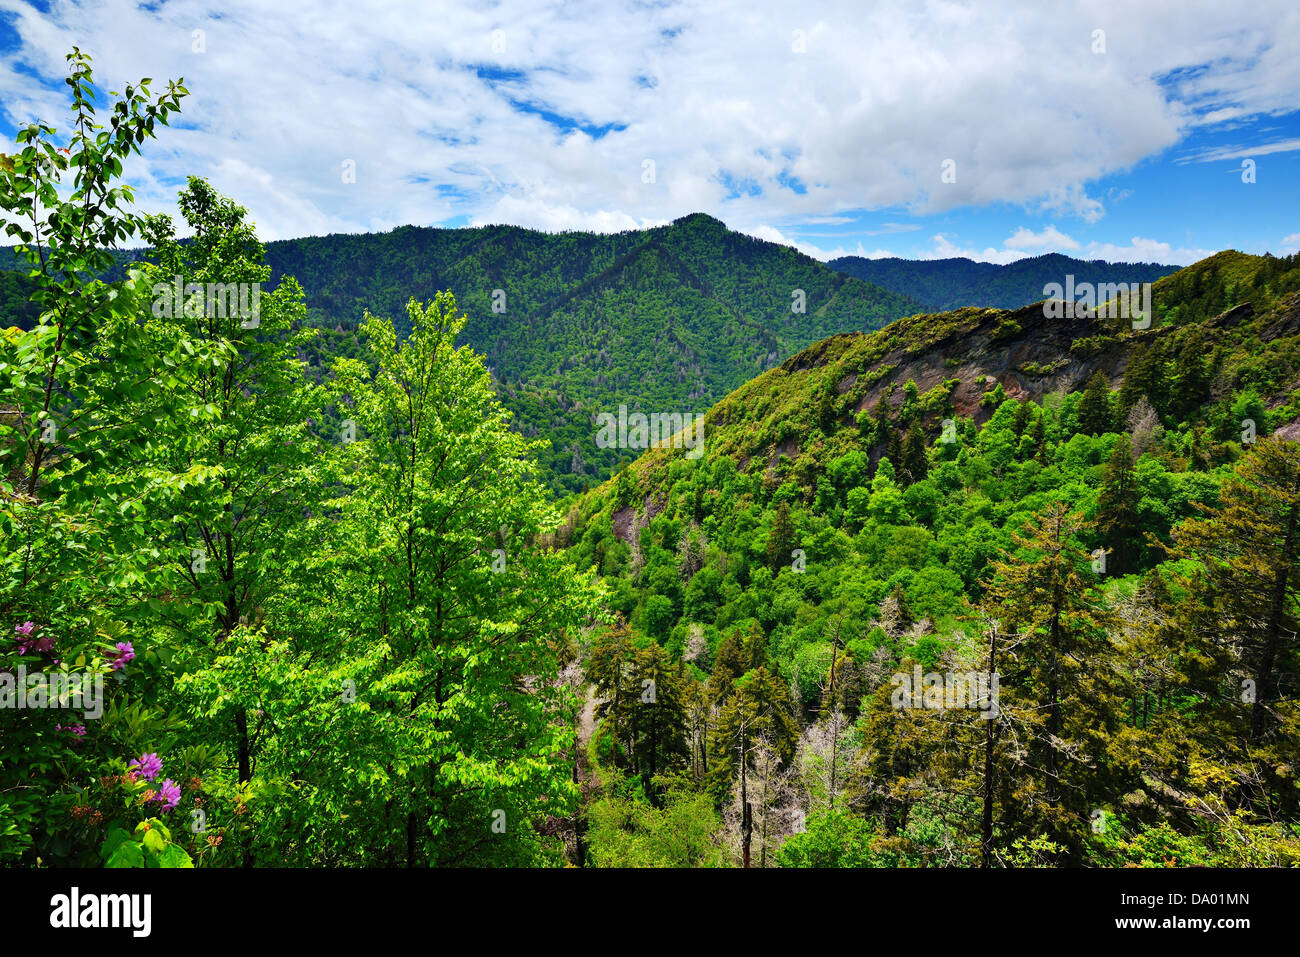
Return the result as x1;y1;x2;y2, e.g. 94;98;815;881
1076;369;1113;436
1095;435;1142;574
316;292;602;865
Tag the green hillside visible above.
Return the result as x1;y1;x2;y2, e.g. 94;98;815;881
555;248;1300;866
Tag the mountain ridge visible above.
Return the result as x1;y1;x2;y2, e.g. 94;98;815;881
830;250;1181;312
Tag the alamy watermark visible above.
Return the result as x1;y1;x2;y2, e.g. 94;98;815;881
151;275;262;328
891;666;1000;719
595;405;705;460
0;666;103;719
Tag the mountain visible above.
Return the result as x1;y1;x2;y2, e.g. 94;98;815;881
554;248;1300;866
569;248;1300;522
2;214;923;495
829;251;1180;311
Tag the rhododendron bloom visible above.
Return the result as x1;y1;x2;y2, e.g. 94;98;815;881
105;641;135;671
152;778;182;812
127;753;163;781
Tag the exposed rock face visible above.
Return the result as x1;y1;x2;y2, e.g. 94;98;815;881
587;288;1300;545
845;302;1136;428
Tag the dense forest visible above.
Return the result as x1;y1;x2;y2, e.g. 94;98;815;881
831;252;1181;312
2;53;1298;869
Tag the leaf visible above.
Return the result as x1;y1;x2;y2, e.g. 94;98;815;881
156;843;194;868
99;825;131;861
141;826;167;854
106;840;145;868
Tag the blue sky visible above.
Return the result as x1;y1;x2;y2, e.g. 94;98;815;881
0;0;1296;265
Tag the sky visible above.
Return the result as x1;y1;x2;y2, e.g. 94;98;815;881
0;0;1297;266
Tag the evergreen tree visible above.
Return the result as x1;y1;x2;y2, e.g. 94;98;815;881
1171;331;1212;421
766;500;796;575
1095;434;1142;574
1166;438;1300;742
981;504;1120;860
1076;369;1114;436
900;421;930;484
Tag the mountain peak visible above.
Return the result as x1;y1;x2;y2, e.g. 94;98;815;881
670;212;728;230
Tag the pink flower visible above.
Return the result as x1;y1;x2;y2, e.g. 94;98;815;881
151;778;182;812
13;621;38;655
127;753;163;782
105;641;135;671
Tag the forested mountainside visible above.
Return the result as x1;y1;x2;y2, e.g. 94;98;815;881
554;248;1300;867
2;215;921;495
830;252;1179;311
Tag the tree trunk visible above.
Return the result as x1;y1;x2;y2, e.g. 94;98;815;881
981;624;998;869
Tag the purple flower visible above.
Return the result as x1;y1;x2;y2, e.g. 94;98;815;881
127;752;163;782
151;778;181;812
13;621;39;655
56;723;86;739
105;641;135;671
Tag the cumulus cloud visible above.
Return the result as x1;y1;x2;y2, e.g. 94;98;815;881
0;0;1294;245
1083;236;1216;265
1005;226;1081;253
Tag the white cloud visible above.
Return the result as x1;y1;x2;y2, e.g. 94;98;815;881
920;226;1082;264
1005;225;1081;252
1181;137;1300;164
737;224;893;261
1083;236;1215;265
0;0;1294;241
1280;233;1300;254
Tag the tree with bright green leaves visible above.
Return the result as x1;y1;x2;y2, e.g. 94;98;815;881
133;180;329;843
306;292;602;865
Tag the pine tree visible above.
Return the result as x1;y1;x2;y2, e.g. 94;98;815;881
629;641;691;804
1171;330;1212;421
1119;343;1168;416
1077;369;1114;436
1027;413;1048;462
981;504;1120;859
1166;438;1300;742
900;421;930;484
1095;434;1142;574
766;500;796;575
708;665;800;826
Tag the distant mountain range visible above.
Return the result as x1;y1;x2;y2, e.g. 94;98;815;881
829;252;1179;311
